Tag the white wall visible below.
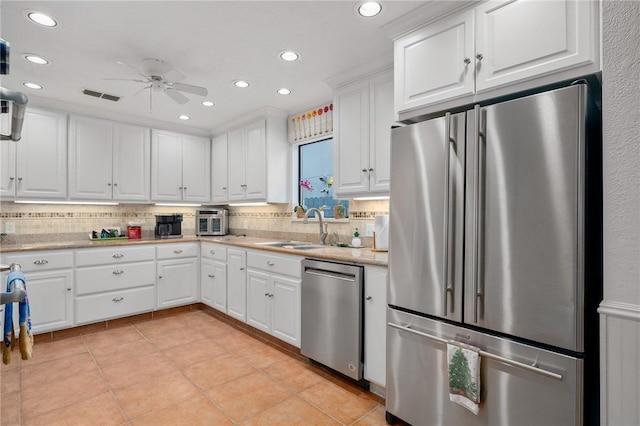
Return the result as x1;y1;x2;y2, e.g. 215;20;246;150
600;1;640;425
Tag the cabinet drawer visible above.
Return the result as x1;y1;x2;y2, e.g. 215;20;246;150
247;251;302;278
156;243;198;259
201;243;227;261
76;246;155;266
1;250;74;272
76;286;155;324
76;261;155;296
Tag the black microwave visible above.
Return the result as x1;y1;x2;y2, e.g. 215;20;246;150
196;209;228;236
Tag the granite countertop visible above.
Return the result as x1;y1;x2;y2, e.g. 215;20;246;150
0;235;389;267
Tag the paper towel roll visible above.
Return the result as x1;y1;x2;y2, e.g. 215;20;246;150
374;215;389;250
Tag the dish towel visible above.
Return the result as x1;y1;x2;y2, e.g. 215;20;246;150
447;341;481;414
3;270;33;365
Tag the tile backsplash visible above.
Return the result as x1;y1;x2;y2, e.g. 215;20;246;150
0;200;389;246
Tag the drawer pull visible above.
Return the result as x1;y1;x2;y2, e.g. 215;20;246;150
210;250;216;255
33;259;49;265
112;270;124;275
366;296;372;300
112;253;124;259
67;288;72;292
208;274;215;279
112;297;124;302
173;249;183;254
267;261;275;266
264;292;270;297
240;267;245;271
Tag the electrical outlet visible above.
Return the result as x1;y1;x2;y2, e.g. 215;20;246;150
365;223;374;237
5;222;15;234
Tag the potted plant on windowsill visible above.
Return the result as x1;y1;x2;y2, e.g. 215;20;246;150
294;205;306;219
334;201;346;219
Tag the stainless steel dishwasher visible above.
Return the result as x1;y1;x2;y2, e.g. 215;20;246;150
301;258;364;381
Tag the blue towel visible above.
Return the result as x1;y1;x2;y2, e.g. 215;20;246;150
3;270;32;364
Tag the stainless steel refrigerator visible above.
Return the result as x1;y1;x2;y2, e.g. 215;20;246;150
386;83;602;425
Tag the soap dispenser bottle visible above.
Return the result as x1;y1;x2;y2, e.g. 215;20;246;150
351;228;362;248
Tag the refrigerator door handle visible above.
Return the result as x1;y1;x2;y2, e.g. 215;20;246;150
442;112;452;317
388;322;563;381
473;105;485;324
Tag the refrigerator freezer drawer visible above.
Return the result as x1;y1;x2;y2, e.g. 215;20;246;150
386;309;582;426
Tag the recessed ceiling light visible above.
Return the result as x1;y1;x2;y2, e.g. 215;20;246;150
26;11;58;27
358;2;382;17
233;80;250;88
23;82;43;90
23;54;49;65
178;115;190;120
277;88;292;95
201;101;215;107
279;50;300;62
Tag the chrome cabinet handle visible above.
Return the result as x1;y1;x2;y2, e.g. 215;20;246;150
9;177;14;181
112;269;124;275
113;183;118;186
33;259;49;265
240;184;247;188
112;253;124;259
267;261;275;266
240;267;245;271
158;275;163;279
173;249;183;254
112;297;124;302
107;182;112;186
17;177;22;181
264;292;270;297
222;187;227;190
362;168;368;173
208;274;215;279
366;296;372;301
476;53;483;61
388;322;562;380
464;57;471;64
368;168;374;172
67;287;72;292
210;250;216;255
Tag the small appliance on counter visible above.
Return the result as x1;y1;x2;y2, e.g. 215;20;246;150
196;209;228;236
155;214;183;239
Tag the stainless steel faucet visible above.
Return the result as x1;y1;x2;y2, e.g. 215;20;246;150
304;208;328;245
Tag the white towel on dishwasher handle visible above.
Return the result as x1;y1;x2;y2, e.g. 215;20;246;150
447;341;481;415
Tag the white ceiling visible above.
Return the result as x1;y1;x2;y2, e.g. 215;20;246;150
1;1;426;135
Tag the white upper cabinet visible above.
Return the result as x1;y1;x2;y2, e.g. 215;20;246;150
334;68;394;198
211;133;229;204
0;107;68;200
70;115;150;201
394;9;475;112
151;129;211;202
226;111;289;203
394;0;600;118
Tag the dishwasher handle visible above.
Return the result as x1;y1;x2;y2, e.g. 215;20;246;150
304;267;356;282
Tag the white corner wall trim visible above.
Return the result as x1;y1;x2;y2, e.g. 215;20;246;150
598;300;640;322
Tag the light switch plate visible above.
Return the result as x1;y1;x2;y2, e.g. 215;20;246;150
5;222;15;234
365;223;374;237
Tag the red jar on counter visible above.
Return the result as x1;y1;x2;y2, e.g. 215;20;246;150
127;224;142;239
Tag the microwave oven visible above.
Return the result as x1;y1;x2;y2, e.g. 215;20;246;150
196;209;228;236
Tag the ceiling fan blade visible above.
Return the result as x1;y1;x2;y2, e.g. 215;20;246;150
116;60;150;80
163;68;186;82
165;88;189;105
132;85;152;97
172;82;208;97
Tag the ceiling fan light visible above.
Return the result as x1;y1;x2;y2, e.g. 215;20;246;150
23;54;49;65
279;50;300;62
178;115;190;120
26;11;58;27
201;101;215;107
233;80;250;88
357;2;382;17
23;82;43;90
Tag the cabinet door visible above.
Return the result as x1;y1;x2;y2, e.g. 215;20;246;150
0;136;15;198
157;257;198;309
151;130;183;201
364;266;388;387
227;127;246;201
271;275;301;348
334;79;370;196
226;249;247;321
369;71;394;193
475;0;597;92
113;122;151;202
69;115;113;200
246;269;271;334
394;9;474;113
24;269;74;333
212;261;228;313
244;120;266;201
16;108;68;199
201;258;215;308
211;133;229;203
182;134;211;202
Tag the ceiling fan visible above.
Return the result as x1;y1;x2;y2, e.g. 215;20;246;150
105;58;208;109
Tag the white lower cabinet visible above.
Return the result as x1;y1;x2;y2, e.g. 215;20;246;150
75;246;156;324
364;265;388;388
156;243;199;309
246;251;301;347
1;250;74;333
226;248;247;322
200;243;227;312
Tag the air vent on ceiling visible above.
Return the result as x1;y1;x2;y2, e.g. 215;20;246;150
82;89;120;102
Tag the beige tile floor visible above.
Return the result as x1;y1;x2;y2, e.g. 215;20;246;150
0;310;388;426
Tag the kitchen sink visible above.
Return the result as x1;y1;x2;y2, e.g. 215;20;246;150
254;241;325;250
